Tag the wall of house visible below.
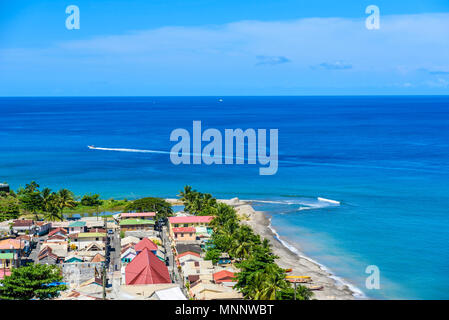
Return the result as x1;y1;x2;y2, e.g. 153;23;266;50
174;232;196;241
62;262;103;285
74;240;104;250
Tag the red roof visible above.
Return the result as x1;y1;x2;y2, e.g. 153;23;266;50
47;234;67;241
125;248;171;285
177;251;201;259
13;219;34;227
172;227;196;233
213;270;236;283
49;227;67;237
169;216;213;224
121;212;156;218
134;238;158;252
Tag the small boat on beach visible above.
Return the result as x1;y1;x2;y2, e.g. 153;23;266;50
308;285;324;291
286;275;312;283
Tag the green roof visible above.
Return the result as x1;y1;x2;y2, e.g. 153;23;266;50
120;219;155;226
78;232;106;238
69;221;86;227
0;253;14;259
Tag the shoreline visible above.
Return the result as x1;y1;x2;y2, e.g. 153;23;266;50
232;200;365;300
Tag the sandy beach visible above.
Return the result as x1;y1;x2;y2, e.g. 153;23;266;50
228;199;360;300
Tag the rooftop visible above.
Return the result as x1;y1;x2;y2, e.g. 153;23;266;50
77;232;106;238
168;216;214;224
120;219;155;226
69;221;86;228
121;212;156;218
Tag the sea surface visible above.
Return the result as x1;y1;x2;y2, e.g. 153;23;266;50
1;96;448;299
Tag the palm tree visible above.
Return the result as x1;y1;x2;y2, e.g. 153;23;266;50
41;188;53;212
233;240;253;260
259;264;288;300
56;189;76;218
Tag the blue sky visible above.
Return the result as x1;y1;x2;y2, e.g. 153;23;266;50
0;0;449;96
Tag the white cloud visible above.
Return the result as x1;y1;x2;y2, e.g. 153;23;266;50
1;13;449;95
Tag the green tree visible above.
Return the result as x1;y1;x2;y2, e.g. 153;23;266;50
80;193;103;207
0;193;20;221
204;248;221;264
41;187;53;213
56;189;76;217
125;197;173;221
17;181;43;219
0;264;67;300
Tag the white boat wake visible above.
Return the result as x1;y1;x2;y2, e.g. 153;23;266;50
88;145;172;155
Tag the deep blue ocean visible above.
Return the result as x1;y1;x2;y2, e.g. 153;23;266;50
1;96;448;299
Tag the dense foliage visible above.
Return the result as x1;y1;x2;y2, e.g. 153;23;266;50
80;193;103;207
178;185;313;300
0;264;67;300
0;191;20;221
125;197;173;221
12;181;77;221
178;185;217;215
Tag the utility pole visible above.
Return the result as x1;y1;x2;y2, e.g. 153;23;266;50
102;214;108;300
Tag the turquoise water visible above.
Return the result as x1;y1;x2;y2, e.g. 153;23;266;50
1;96;448;299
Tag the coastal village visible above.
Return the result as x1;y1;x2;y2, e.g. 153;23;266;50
0;182;353;300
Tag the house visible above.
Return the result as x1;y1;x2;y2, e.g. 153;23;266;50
177;251;202;266
38;246;64;264
49;221;70;229
84;242;105;252
49;227;68;238
35;221;51;236
121;212;156;221
151;286;187;300
217;253;232;266
40;243;68;260
16;235;33;254
189;281;243;300
0;238;26;268
187;273;214;284
119;219;155;232
121;236;140;247
195;226;212;239
90;253;105;263
135;238;158;254
168;216;213;239
121;238;163;265
121;246;137;264
172;227;196;242
69;232;106;250
12;219;36;234
181;260;214;281
125;248;171;285
68;221;87;234
213;270;236;284
64;255;84;263
46;234;68;243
